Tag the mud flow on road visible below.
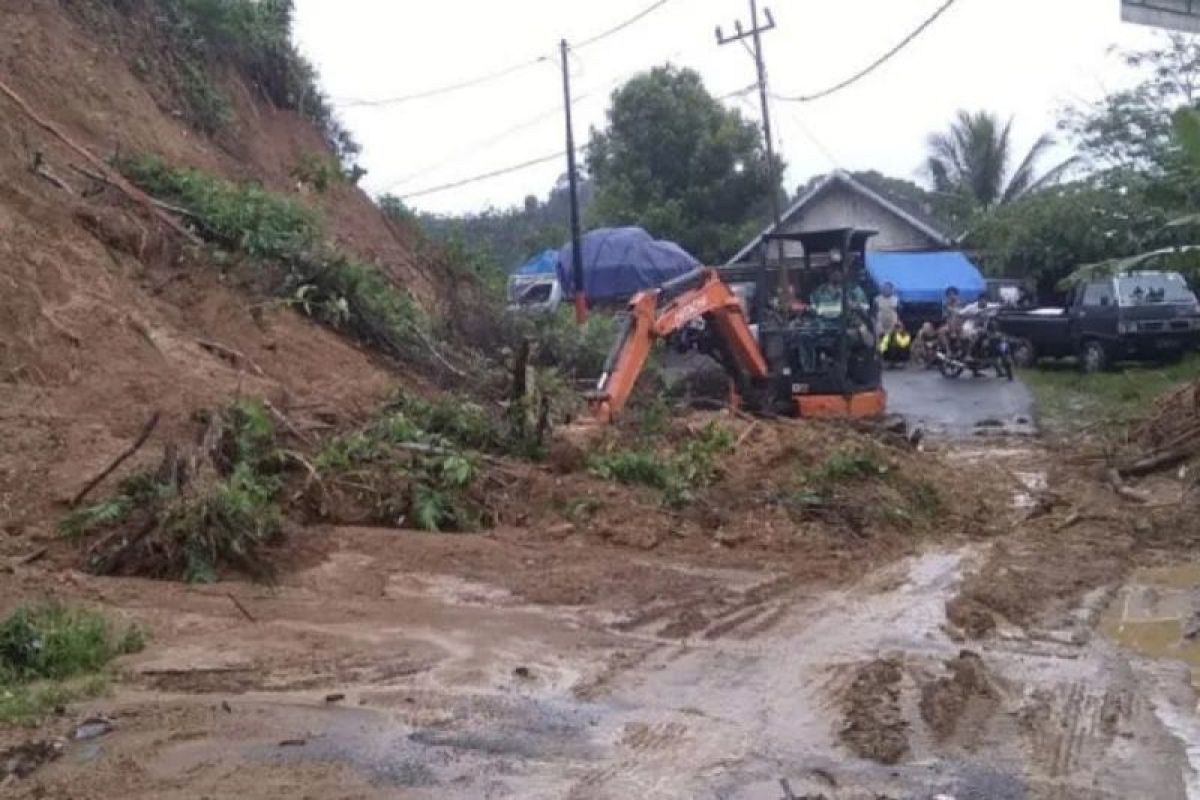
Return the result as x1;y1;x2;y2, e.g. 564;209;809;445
3;372;1199;799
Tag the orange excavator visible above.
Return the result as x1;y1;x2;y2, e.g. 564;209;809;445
588;227;887;423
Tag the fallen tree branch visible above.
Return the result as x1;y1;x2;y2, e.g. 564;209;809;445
71;411;161;507
1106;467;1152;505
0;77;200;244
66;162;203;221
196;339;265;377
1119;449;1189;479
31;152;73;194
226;592;257;623
264;401;312;445
735;421;759;449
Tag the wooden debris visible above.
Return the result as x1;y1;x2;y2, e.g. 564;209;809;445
735;421;759;449
196;339;265;376
0;77;200;244
226;592;257;623
71;411;161;507
1106;467;1151;505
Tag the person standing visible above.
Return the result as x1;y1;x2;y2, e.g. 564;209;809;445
874;282;900;336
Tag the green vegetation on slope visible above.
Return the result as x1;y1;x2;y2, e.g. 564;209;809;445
116;154;448;374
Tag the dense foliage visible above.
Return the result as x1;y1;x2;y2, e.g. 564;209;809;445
586;66;781;264
72;0;359;164
407;178;591;273
964;176;1174;294
966;35;1200;291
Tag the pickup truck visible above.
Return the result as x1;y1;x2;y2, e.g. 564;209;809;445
997;271;1200;372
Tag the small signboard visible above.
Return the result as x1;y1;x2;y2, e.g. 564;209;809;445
1122;0;1200;33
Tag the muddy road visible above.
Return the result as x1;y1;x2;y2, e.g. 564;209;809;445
6;466;1199;798
4;379;1199;799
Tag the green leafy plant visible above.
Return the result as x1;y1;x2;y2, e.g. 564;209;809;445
58;400;286;584
808;448;889;483
116;155;439;370
0;605;142;724
589;423;733;507
291;152;344;193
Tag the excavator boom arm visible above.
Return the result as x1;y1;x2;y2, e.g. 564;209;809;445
590;269;768;423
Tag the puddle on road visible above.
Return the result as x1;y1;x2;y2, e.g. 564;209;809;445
1101;561;1200;800
1101;562;1200;689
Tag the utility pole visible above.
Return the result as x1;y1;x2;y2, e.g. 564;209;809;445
560;38;588;324
717;1;789;307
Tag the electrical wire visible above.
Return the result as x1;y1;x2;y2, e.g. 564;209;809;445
378;104;569;193
336;56;550;108
336;0;673;109
574;0;674;49
397;150;584;200
391;74;756;201
774;0;962;103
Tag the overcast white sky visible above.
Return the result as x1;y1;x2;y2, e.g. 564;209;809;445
292;0;1162;216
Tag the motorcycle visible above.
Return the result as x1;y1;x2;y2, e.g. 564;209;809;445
934;309;1015;381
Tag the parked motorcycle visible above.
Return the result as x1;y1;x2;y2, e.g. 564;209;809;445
934;308;1015;381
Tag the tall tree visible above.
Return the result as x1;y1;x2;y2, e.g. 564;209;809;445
925;110;1075;211
586;66;781;264
1062;35;1200;211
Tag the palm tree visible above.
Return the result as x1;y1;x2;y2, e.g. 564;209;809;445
926;110;1077;210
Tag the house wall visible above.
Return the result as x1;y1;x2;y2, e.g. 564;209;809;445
745;182;943;261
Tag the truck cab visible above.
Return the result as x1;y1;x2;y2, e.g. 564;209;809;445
999;270;1200;371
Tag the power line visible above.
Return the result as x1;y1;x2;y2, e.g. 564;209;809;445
774;0;962;103
336;0;674;109
379;104;568;193
336;56;550;108
376;60;670;193
396;150;581;200
575;0;674;49
780;105;842;169
391;77;754;201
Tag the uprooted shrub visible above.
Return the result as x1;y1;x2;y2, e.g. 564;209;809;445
588;422;734;507
782;442;945;535
309;391;554;531
312;406;486;532
61;400;287;582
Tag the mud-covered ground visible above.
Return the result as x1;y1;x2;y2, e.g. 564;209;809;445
3;369;1200;799
3;432;1199;799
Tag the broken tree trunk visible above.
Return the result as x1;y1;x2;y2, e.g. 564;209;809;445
71;411;161;507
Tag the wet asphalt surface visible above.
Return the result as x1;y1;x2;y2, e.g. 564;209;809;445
884;364;1036;437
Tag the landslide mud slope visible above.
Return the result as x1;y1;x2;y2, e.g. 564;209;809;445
0;1;445;543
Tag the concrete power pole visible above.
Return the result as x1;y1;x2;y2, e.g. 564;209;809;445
717;1;789;306
560;39;588;325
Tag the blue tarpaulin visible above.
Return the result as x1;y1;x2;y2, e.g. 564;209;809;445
865;251;986;304
556;227;699;302
514;249;559;276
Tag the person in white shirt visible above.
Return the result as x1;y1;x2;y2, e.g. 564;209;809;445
873;281;900;336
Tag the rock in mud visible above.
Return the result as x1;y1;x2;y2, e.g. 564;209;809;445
73;717;114;740
919;649;997;740
945;596;997;639
2;740;64;780
839;657;909;764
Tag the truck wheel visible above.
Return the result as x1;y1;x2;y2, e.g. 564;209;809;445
1080;340;1109;374
1011;339;1036;369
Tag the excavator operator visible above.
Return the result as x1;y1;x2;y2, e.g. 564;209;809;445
810;266;868;320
